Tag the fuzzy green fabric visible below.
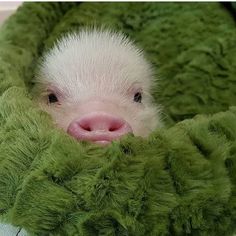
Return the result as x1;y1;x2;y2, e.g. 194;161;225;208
1;2;236;236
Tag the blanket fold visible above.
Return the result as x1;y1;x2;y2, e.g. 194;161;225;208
0;2;236;235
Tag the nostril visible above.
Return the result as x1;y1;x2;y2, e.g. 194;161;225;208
109;127;115;132
84;126;91;132
80;123;92;132
109;121;124;132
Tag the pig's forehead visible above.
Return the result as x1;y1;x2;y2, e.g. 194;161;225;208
40;30;153;92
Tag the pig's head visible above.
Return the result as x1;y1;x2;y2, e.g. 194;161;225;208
35;29;162;145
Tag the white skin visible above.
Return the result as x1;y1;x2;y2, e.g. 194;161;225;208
34;29;162;144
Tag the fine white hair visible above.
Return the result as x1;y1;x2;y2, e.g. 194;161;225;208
37;29;154;98
35;29;162;137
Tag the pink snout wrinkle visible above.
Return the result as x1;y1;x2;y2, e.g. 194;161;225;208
67;112;133;145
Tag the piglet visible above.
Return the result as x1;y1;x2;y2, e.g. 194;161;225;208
35;29;162;145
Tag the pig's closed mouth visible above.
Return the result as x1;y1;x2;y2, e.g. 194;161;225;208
93;140;111;145
89;132;120;144
81;131;126;146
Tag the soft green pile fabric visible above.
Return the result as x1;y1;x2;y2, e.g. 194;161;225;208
1;2;236;235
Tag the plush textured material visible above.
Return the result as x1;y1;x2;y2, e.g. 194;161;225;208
1;2;236;236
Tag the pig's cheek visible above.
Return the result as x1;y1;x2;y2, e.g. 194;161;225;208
132;121;154;137
53;114;72;132
131;123;148;137
37;102;68;130
127;111;153;137
133;110;160;137
43;108;68;131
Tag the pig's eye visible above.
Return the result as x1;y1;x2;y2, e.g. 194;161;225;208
48;93;58;103
134;92;142;103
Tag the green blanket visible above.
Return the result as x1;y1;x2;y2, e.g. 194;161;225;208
1;2;236;235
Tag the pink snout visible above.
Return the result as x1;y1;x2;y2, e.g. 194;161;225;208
67;112;133;145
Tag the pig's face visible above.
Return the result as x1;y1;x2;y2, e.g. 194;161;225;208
35;30;161;145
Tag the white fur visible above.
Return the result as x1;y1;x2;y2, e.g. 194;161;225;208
36;29;162;137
